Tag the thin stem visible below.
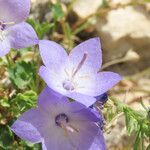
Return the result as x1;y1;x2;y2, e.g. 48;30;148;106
101;57;126;70
35;47;42;94
6;55;11;66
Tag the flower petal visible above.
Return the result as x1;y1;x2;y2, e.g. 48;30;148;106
95;71;122;96
67;92;97;107
39;66;67;95
79;71;121;96
8;22;38;49
0;0;30;24
67;121;99;150
41;108;99;150
69;37;102;72
42;135;76;150
38;86;65;112
71;107;100;122
39;40;68;68
38;87;87;113
0;38;10;57
11;109;43;143
37;87;99;150
89;130;106;150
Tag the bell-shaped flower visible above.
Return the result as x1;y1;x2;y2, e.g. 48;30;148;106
39;38;122;107
11;87;106;150
0;0;38;57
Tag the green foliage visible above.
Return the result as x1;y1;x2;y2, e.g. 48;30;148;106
144;0;150;2
28;19;54;39
52;2;65;22
10;90;37;115
8;61;36;91
110;98;150;150
0;91;38;149
102;0;109;8
0;126;14;149
0;1;149;149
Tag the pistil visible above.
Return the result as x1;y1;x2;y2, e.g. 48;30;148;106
55;113;78;133
72;53;88;78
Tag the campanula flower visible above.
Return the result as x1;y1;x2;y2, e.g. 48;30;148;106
96;93;108;105
0;0;38;57
39;38;122;107
11;87;106;150
90;93;108;130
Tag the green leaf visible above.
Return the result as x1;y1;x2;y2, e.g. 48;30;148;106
11;91;37;114
124;107;139;134
133;130;141;150
0;126;14;148
0;99;10;107
27;19;54;39
52;3;65;21
8;61;36;90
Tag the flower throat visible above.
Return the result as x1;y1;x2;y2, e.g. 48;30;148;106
0;20;14;41
63;53;88;91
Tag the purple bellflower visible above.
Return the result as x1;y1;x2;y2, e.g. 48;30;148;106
96;93;108;105
90;93;108;109
39;38;122;107
90;93;108;130
11;87;106;150
0;0;38;57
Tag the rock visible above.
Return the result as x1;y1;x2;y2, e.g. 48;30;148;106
107;0;131;6
99;6;150;40
73;0;103;18
96;6;150;75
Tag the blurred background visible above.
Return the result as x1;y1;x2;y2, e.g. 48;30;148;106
0;0;149;149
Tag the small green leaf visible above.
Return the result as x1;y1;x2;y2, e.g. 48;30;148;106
124;108;139;134
0;99;10;107
8;61;36;90
0;126;14;148
52;3;65;21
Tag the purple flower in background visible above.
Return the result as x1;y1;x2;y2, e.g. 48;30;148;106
90;93;108;108
96;93;108;105
11;87;106;150
90;93;108;130
39;38;122;107
0;0;38;57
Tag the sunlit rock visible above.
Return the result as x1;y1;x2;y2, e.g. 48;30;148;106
73;0;103;18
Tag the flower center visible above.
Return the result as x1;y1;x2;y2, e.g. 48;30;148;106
55;113;78;133
0;21;5;41
62;80;75;91
0;20;14;41
55;113;69;127
62;53;88;91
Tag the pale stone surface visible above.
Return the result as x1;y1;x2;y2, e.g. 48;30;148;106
107;0;131;5
99;6;150;40
73;0;103;18
96;6;150;75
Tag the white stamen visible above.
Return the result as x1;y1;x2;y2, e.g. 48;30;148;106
63;124;79;133
0;21;13;41
0;30;6;41
3;22;15;25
